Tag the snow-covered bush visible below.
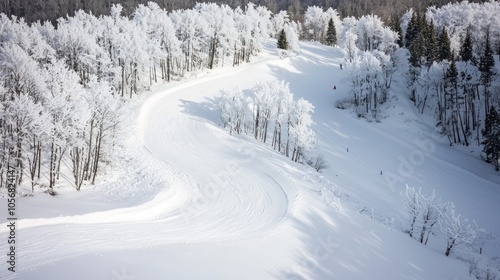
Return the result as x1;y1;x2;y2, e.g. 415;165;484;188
439;202;486;257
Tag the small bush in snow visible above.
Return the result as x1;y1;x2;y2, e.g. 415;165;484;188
306;154;329;172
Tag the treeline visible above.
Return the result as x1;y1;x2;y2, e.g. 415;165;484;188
0;2;287;192
0;0;492;24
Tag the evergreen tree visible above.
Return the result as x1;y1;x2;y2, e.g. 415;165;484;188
277;28;288;50
446;53;458;90
482;106;500;171
497;39;500;59
325;18;337;46
425;20;439;66
479;29;495;114
479;29;495;86
405;11;419;48
439;27;452;61
459;26;474;63
390;14;403;47
409;33;424;67
420;13;428;38
418;14;428;61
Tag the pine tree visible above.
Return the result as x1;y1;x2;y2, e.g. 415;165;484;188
479;29;495;114
409;32;424;67
325;18;337;46
459;26;474;63
405;12;419;48
426;20;439;66
419;14;429;63
390;14;403;48
446;53;458;91
479;29;495;85
482;106;500;171
277;28;288;50
497;40;500;59
439;27;452;61
420;13;428;39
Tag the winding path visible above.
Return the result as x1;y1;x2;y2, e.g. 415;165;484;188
0;48;300;279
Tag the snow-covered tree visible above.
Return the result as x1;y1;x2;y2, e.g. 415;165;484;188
283;22;301;52
482;106;500;171
339;17;359;63
271;81;294;155
419;190;444;245
81;79;123;186
304;6;326;42
216;87;252;135
345;51;385;120
323;8;342;40
479;29;496;114
253;81;279;142
216;80;317;164
44;60;88;190
402;185;421;238
195;3;238;69
290;98;316;162
132;2;182;82
427;1;500;56
459;26;474;63
271;10;289;38
439;202;484;257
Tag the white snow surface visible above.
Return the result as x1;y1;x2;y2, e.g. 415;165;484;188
1;41;499;280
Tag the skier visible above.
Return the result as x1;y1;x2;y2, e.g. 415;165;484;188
333;85;336;90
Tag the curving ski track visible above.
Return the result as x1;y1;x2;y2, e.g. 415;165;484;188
0;54;302;278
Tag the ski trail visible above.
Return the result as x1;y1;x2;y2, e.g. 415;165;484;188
0;53;298;277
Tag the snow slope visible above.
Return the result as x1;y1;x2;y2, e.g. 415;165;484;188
1;40;499;280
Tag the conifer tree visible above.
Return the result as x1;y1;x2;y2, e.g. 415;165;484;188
439;27;452;61
444;53;462;145
325;18;337;46
459;26;474;63
409;33;424;67
479;29;495;114
277;29;288;50
405;12;419;48
390;15;403;48
426;20;439;66
446;53;458;90
482;106;500;171
420;13;428;39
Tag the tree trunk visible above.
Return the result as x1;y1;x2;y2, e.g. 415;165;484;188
445;239;455;256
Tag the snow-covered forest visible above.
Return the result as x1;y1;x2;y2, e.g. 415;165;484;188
0;2;300;193
0;0;490;24
2;0;499;193
324;1;500;170
402;2;500;166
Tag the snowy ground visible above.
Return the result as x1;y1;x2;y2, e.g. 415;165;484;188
1;40;499;280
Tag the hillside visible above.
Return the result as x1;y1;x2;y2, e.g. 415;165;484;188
1;40;499;280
